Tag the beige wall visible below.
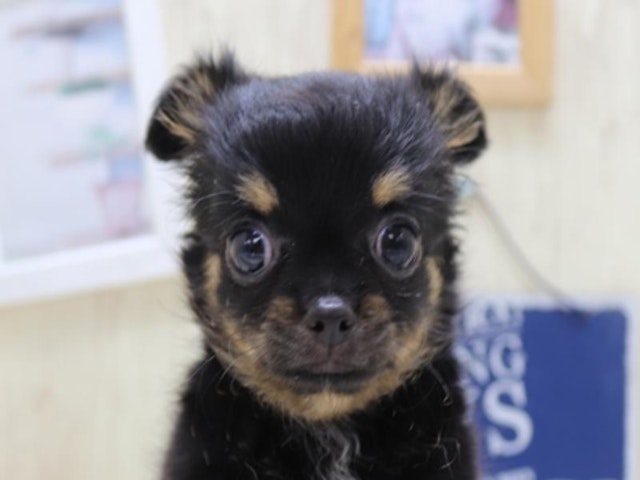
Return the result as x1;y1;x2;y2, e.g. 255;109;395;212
2;1;639;479
0;278;200;480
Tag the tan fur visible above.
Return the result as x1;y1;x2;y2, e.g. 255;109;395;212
235;171;279;215
445;119;483;149
428;72;483;152
154;63;218;147
201;254;270;393
243;369;414;422
234;310;438;422
359;294;393;325
264;296;298;325
192;67;215;97
203;253;264;373
371;167;412;207
157;110;198;143
162;101;206;141
252;380;363;422
426;256;444;309
221;316;264;363
204;254;222;310
204;258;446;422
386;270;442;395
210;325;430;422
206;311;427;421
264;327;430;421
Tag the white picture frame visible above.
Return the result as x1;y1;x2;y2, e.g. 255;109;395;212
0;0;180;306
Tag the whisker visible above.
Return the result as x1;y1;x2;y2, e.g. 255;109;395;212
407;191;450;203
188;352;218;382
426;364;452;406
190;190;235;209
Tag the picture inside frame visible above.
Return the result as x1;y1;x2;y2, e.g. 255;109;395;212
0;0;148;261
333;0;553;107
364;0;520;65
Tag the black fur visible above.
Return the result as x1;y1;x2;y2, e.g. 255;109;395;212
163;348;473;479
147;54;486;479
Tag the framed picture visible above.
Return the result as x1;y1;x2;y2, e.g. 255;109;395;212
332;0;554;107
0;0;178;305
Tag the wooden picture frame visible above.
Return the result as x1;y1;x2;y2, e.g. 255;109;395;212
331;0;554;107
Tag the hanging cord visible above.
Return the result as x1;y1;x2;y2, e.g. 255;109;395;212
457;175;588;318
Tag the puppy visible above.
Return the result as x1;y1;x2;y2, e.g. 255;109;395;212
146;53;487;480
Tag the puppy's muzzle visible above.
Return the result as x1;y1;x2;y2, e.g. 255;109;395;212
303;295;356;348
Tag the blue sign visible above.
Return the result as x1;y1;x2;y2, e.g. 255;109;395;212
455;298;633;480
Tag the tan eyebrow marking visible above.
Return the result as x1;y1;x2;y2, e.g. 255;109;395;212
371;167;412;207
235;171;279;215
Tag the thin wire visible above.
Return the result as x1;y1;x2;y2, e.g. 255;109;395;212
460;175;588;319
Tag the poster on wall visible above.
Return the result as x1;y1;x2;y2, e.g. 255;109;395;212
455;297;635;480
0;0;148;261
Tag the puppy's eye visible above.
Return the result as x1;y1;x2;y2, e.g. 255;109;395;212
227;227;273;278
373;222;421;276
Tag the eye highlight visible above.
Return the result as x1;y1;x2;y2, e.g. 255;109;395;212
227;226;274;281
373;220;421;276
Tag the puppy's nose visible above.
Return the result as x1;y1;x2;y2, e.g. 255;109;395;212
303;295;356;347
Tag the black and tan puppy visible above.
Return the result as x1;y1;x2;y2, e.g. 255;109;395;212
146;54;486;480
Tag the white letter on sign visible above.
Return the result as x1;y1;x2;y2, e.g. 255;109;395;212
483;379;533;457
489;333;526;378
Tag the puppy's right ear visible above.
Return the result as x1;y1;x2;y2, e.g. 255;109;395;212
145;54;248;161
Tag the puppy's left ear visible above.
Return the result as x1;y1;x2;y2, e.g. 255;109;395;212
145;53;248;161
414;67;488;164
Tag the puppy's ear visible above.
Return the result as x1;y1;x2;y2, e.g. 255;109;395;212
145;54;248;161
414;67;487;164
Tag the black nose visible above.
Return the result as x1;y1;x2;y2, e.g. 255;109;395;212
303;295;356;347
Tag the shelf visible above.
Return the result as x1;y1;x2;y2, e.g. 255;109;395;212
28;68;130;94
0;235;178;306
50;143;139;168
12;7;122;38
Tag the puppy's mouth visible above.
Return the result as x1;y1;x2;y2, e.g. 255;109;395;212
279;367;378;394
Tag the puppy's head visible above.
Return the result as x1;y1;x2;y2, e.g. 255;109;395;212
146;54;486;421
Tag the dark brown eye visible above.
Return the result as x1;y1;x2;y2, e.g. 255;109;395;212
374;222;421;275
227;227;273;278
